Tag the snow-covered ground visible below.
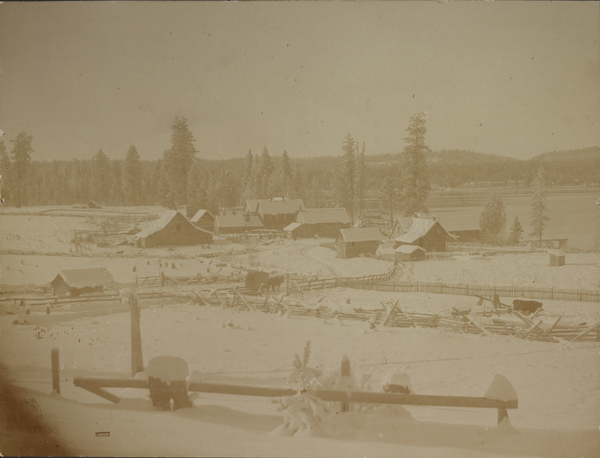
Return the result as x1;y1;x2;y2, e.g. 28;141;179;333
1;207;599;456
1;297;599;457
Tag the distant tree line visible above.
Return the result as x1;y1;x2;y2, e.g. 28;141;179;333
0;117;597;215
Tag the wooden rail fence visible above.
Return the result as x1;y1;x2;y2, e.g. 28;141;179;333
295;277;600;303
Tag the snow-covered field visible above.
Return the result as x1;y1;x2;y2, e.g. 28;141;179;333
1;207;599;457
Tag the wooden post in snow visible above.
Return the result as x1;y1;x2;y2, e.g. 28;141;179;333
51;347;60;394
121;288;143;377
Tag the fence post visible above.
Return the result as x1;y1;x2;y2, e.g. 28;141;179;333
161;271;164;286
286;274;290;296
51;347;60;394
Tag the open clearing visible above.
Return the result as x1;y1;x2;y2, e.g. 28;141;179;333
1;206;599;457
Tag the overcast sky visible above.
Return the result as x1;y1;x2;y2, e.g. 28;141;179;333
0;2;598;162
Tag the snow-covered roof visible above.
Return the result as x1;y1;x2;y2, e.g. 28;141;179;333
548;249;566;256
216;214;246;228
283;222;303;232
51;268;114;288
338;227;384;243
297;208;350;225
395;245;426;254
245;215;265;229
190;209;214;223
258;199;304;216
137;210;180;238
395;217;454;244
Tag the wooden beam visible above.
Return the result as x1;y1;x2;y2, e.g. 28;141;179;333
72;377;517;410
465;314;491;336
521;320;544;340
571;321;600;342
382;301;398;326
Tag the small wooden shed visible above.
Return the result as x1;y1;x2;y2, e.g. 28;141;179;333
51;267;114;297
395;245;426;262
336;228;384;259
548;249;566;267
395;216;455;252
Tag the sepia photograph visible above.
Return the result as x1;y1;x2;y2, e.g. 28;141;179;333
0;1;599;456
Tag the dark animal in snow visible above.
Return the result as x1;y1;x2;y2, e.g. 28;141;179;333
268;276;284;292
512;300;543;315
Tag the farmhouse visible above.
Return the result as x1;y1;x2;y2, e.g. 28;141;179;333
284;207;351;238
395;245;426;262
50;267;114;297
254;198;305;230
336;227;384;259
190;209;215;232
395;216;455;252
136;210;213;248
244;214;265;231
215;215;247;234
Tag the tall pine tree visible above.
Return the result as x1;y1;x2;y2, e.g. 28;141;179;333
479;193;507;244
400;112;431;216
90;149;111;205
123;145;143;206
334;134;357;224
161;116;198;207
530;167;550;243
10;131;34;208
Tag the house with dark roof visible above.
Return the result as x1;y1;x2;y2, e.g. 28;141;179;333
215;215;247;234
136;210;212;248
336;227;384;258
255;198;305;230
190;209;215;232
394;216;455;252
244;214;265;231
50;267;114;297
284;207;351;239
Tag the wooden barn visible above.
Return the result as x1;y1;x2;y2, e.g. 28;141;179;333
190;209;215;232
395;216;455;252
284;207;351;239
336;228;384;259
254;198;305;230
395;245;426;262
136;210;212;248
51;267;114;297
244;214;265;231
215;215;247;234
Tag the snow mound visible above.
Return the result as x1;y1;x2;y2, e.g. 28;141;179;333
484;374;518;403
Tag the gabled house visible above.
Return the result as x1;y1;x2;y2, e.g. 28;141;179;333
255;198;305;230
215;215;247;234
395;245;426;262
284;207;351;239
51;267;114;297
190;209;215;232
394;216;455;252
336;227;384;258
244;214;265;231
136;210;213;248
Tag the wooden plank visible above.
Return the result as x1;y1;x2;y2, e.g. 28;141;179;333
73;381;122;404
571;321;600;342
72;377;517;409
521;320;544;339
382;301;398;326
235;289;256;311
464;314;491;336
512;311;534;327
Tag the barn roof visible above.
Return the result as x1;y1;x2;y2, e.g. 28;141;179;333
137;210;179;238
137;210;211;238
190;209;214;223
258;199;304;216
245;215;265;229
216;214;246;228
244;199;260;213
338;227;384;243
51;268;114;288
395;217;454;244
283;222;303;232
297;208;350;225
395;245;426;254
